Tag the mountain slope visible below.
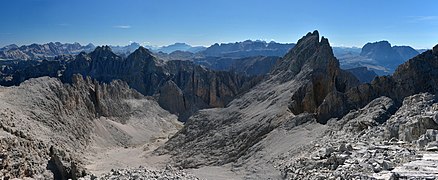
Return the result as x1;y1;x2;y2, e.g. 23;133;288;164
158;31;359;170
0;75;181;179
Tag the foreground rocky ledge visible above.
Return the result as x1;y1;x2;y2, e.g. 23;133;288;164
79;166;199;180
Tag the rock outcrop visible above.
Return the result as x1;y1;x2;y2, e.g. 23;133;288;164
282;93;438;179
96;166;199;180
62;46;253;121
385;93;438;142
274;31;359;123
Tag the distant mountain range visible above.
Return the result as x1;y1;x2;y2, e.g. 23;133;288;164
156;43;206;53
336;41;421;75
0;42;95;60
109;42;206;55
199;40;295;58
0;40;425;78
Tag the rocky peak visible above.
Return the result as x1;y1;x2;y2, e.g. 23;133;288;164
361;41;392;56
272;30;339;78
433;44;438;54
158;31;358;169
271;30;359;123
90;46;118;59
127;46;155;61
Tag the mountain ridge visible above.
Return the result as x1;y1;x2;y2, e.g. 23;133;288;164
62;46;256;121
158;30;360;167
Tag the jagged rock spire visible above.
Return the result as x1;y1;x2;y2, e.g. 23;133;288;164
272;30;338;79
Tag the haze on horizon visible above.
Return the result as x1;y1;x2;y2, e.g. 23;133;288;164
1;0;438;49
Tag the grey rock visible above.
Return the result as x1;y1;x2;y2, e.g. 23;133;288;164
319;147;335;158
417;129;438;149
63;46;254;121
385;93;438;142
0;76;181;179
382;160;394;171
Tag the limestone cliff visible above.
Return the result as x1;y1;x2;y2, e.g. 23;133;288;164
62;46;253;120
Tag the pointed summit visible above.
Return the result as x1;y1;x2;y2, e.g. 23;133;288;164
131;46;153;56
272;30;337;77
89;45;120;62
127;46;155;62
433;44;438;54
271;30;358;123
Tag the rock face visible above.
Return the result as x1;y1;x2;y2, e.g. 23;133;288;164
157;31;359;169
62;46;253;121
345;66;378;83
158;80;187;115
0;42;95;60
194;56;280;76
274;31;359;123
0;76;181;179
391;47;438;99
385;93;438;142
0;59;63;86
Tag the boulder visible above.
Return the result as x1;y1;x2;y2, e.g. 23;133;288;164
385;93;438;142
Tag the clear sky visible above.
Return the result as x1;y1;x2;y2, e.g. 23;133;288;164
1;0;437;49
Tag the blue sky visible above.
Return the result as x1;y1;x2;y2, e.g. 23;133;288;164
1;0;437;49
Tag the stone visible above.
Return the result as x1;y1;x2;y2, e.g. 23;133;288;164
373;163;382;173
382;160;394;171
319;147;335;158
417;129;438;148
338;143;349;153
